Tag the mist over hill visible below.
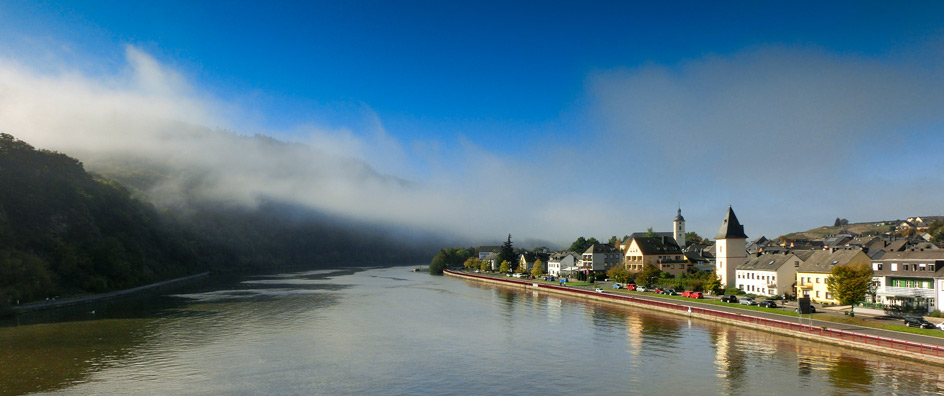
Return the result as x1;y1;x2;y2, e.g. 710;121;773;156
0;134;444;306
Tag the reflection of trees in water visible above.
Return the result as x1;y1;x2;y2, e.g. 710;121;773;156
0;269;346;396
827;356;872;394
0;318;153;396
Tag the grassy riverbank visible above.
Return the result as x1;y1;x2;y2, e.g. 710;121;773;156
475;271;944;339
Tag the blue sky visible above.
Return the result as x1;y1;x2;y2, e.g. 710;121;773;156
1;1;943;245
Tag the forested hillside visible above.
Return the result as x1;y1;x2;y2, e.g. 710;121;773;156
0;134;438;308
0;134;203;305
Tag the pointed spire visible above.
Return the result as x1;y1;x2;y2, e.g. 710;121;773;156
674;206;685;222
715;206;748;239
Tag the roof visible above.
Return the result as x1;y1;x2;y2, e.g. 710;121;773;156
796;250;868;274
674;208;685;222
583;243;620;254
872;250;944;262
738;253;799;271
478;246;501;253
548;252;577;262
715;206;748;240
630;234;683;255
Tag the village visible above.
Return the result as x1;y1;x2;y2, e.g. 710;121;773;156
474;207;944;316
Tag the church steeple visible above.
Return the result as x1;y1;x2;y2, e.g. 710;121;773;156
673;206;686;249
715;206;747;289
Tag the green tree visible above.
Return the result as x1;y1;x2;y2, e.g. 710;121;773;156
499;260;511;273
608;235;619;247
463;257;478;270
826;262;875;305
636;263;661;287
684;232;706;245
645;227;655;238
606;265;630;283
531;259;545;277
498;234;517;271
480;259;491;272
569;236;588;253
834;218;841;227
704;270;721;294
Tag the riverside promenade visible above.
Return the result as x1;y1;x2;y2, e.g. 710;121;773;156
444;269;944;366
10;272;210;313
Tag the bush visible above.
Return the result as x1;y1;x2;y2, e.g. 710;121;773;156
724;287;741;296
930;309;942;318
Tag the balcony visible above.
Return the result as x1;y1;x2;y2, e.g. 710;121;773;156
876;287;935;298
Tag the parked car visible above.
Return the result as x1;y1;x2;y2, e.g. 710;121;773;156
681;291;692;298
612;283;623;289
636;286;649;292
663;289;677;296
626;284;637;291
689;291;703;299
739;297;757;306
936;322;944;331
720;295;739;303
654;288;664;294
903;317;936;329
595;288;605;293
758;300;778;308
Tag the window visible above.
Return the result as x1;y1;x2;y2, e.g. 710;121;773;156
826;292;831;299
891;263;898;271
816;277;820;283
816;291;821;298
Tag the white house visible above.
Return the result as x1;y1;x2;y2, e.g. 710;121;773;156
871;250;944;313
736;253;802;297
547;252;579;277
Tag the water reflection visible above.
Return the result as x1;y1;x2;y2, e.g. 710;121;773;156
0;319;152;396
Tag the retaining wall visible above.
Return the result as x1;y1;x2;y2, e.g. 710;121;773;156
445;269;944;366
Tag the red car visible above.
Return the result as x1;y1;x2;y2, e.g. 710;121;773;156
690;291;704;299
681;291;692;298
626;284;637;291
654;288;664;294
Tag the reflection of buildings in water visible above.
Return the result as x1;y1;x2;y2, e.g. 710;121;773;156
545;295;563;324
795;344;944;393
624;315;644;359
710;325;746;388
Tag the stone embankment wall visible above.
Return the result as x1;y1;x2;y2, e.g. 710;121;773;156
445;270;944;367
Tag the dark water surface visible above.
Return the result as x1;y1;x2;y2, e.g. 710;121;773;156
2;266;943;395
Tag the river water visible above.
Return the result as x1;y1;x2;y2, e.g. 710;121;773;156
2;266;943;395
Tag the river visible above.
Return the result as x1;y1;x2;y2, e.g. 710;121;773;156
2;266;943;395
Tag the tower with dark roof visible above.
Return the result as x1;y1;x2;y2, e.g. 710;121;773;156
715;206;748;288
674;207;686;249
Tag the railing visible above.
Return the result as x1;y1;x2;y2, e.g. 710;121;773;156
876;286;935;297
445;270;944;360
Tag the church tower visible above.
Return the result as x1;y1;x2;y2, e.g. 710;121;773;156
715;206;748;289
673;207;685;249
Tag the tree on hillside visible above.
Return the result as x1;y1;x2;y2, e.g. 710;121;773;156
499;260;511;273
834;218;841;227
569;237;587;253
929;220;944;242
608;236;619;247
531;259;545;277
684;232;706;245
636;264;661;287
826;262;876;305
569;236;599;253
498;234;517;271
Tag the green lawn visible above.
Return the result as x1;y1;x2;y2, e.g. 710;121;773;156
458;271;944;339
